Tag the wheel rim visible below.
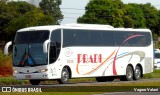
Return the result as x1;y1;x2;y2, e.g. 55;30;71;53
62;70;69;82
135;68;140;78
127;70;132;79
127;67;133;80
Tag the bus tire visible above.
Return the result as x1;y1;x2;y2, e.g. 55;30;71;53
133;66;141;80
120;66;133;81
29;80;40;85
126;66;133;81
58;68;69;84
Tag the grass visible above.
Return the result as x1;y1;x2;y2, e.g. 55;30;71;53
143;69;160;79
0;77;26;85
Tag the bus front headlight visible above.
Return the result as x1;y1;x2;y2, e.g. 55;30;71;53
38;69;48;73
14;70;18;74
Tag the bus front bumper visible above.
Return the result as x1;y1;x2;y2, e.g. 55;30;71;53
13;72;58;80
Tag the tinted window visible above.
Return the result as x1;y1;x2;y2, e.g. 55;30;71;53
63;29;89;46
51;29;61;47
63;29;151;47
50;29;61;63
63;29;114;47
76;30;90;46
63;29;76;47
114;31;151;47
101;31;114;46
89;30;101;45
89;30;114;46
15;30;49;44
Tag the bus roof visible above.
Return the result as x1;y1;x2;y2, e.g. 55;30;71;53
62;23;114;29
17;23;151;32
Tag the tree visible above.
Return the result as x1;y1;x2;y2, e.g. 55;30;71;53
140;3;159;34
5;9;56;39
0;1;60;40
0;1;37;39
39;0;63;24
123;16;134;28
124;3;146;28
77;0;125;27
0;0;15;33
7;1;36;18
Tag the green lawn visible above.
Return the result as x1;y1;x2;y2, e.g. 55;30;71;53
143;69;160;79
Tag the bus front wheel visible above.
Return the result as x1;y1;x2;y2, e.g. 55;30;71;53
29;80;40;85
58;68;69;84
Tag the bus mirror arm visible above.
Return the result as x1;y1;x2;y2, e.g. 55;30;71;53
4;41;12;55
43;40;50;54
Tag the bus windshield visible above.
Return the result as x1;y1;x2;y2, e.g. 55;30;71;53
15;30;49;44
13;30;49;67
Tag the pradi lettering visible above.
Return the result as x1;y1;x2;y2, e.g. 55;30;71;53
77;54;102;63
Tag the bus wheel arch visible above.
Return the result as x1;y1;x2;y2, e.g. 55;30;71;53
120;64;134;81
133;64;143;80
58;66;71;84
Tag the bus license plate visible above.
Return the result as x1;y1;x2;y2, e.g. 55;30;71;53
25;75;31;78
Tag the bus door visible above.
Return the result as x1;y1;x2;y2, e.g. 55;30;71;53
49;42;57;63
49;29;61;64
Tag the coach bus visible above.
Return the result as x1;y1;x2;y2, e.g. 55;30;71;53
4;24;153;85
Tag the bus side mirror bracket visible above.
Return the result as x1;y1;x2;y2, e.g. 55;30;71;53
4;41;12;55
43;40;50;54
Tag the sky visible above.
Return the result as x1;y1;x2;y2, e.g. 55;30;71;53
60;0;160;24
60;0;89;24
12;0;160;24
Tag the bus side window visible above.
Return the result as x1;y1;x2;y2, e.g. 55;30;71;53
50;42;57;63
50;29;61;63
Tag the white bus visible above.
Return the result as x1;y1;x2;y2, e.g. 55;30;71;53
4;24;153;85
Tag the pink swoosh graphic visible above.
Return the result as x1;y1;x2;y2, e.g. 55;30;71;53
113;34;145;75
76;50;116;75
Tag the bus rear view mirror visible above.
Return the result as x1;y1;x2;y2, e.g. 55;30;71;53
43;40;50;54
4;41;12;55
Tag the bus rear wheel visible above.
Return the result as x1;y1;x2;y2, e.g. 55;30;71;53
133;66;141;80
58;68;69;84
29;80;40;85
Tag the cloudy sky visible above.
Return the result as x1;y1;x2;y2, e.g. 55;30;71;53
60;0;160;24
